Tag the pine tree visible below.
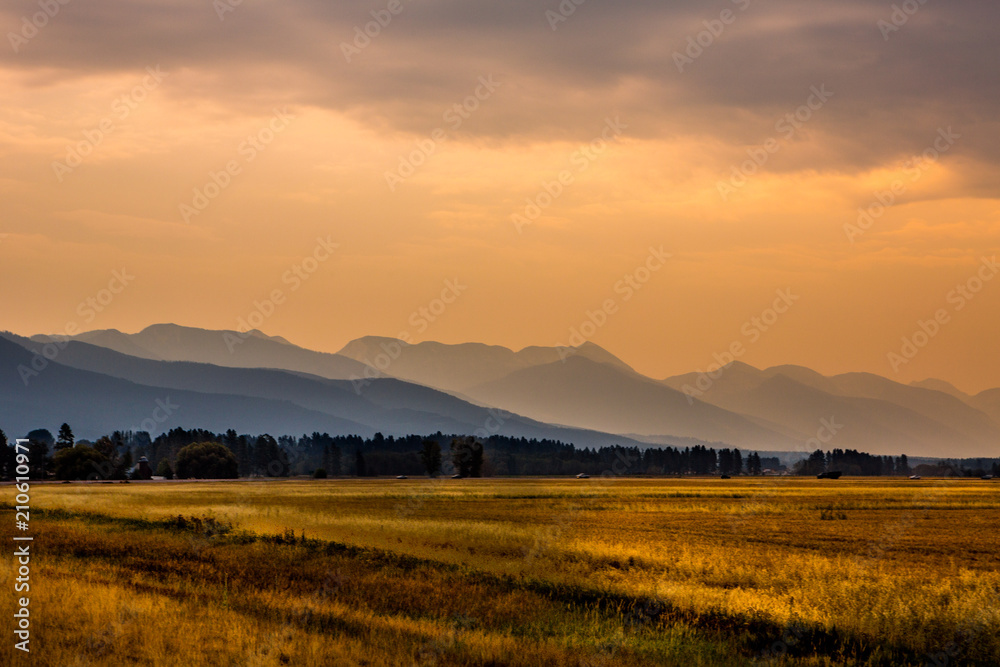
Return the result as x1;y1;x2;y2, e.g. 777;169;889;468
56;423;75;450
421;439;442;477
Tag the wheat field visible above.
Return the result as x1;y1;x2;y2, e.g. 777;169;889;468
2;477;998;666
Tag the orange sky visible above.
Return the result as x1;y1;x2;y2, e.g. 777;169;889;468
1;0;998;392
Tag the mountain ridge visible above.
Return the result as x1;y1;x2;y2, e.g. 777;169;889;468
9;323;999;457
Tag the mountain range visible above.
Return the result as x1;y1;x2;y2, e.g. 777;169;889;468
1;323;997;458
1;331;663;450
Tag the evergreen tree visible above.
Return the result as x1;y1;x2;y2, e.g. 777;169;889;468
322;445;332;474
0;429;12;480
897;454;911;475
450;437;483;477
236;435;250;476
56;423;75;450
116;450;133;479
254;434;284;476
421;439;442;477
798;449;827;476
718;448;732;475
883;455;895;476
26;437;51;480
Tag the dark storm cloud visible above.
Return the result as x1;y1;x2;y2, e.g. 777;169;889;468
3;0;998;171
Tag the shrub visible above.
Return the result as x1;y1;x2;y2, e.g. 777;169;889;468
175;442;238;479
52;445;109;480
156;458;174;480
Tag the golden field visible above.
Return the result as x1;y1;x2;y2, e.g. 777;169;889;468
2;477;999;666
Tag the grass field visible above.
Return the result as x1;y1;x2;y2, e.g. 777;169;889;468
2;477;999;666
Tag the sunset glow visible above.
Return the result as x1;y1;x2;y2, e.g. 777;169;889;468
2;0;998;391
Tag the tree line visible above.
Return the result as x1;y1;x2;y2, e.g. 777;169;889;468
2;424;999;481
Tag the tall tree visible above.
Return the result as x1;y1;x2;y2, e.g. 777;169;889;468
897;454;911;476
254;434;284;476
421;439;442;477
0;429;12;480
236;435;250;476
26;429;53;479
450;437;483;477
56;423;75;450
798;449;827;476
322;444;332;474
718;448;732;475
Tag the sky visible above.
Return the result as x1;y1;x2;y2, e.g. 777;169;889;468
1;0;999;392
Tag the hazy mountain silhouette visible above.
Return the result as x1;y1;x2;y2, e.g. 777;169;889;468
33;323;371;380
63;328;163;360
970;388;1000;425
663;363;1000;456
10;324;999;456
336;336;636;393
908;379;1000;426
0;333;652;448
463;355;799;450
0;335;370;440
910;378;970;400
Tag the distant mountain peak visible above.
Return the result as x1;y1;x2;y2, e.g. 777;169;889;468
138;322;203;336
910;378;969;399
545;341;637;374
136;322;294;346
26;322;370;379
336;335;638;391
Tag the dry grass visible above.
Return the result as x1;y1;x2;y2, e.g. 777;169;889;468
2;477;998;665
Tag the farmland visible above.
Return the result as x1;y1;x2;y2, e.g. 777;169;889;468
2;477;999;665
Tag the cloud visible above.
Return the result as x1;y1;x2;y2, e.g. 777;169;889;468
1;0;996;177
